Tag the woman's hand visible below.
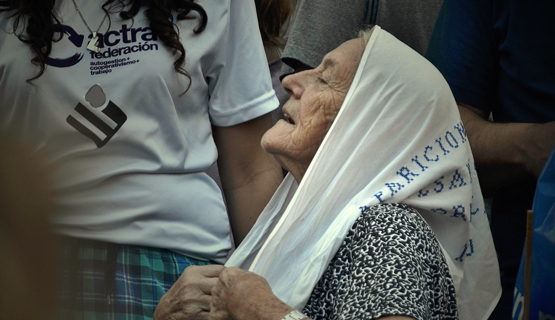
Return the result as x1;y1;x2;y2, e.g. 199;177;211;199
209;267;294;320
154;264;224;320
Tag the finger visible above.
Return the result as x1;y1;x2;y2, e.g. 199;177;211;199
198;264;225;277
185;264;225;278
197;295;214;312
198;276;221;295
195;310;210;320
208;298;221;320
208;311;225;320
186;295;212;312
219;266;246;282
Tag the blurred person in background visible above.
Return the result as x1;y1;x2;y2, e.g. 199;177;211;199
426;0;555;317
281;0;444;76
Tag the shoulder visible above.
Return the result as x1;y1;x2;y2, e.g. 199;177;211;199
360;202;417;218
352;203;430;237
303;203;458;320
348;203;447;270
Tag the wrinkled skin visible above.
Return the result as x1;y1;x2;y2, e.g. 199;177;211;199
209;267;293;320
154;265;225;320
261;38;366;183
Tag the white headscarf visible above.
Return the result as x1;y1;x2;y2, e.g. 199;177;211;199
226;26;501;320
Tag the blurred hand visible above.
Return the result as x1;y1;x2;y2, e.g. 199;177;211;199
154;264;224;320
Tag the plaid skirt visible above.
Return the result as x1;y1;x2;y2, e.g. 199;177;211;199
55;237;214;320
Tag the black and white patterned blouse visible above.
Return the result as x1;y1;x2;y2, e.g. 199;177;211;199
302;203;458;320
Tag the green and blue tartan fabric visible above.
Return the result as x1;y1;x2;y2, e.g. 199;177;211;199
55;237;214;320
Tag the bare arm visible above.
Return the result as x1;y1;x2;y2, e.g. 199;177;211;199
458;101;555;196
213;114;283;245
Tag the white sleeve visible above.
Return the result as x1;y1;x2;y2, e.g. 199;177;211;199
207;0;279;127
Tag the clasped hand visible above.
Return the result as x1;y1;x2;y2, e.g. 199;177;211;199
155;265;292;320
154;265;223;320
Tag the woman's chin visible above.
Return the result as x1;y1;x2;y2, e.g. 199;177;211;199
261;120;293;154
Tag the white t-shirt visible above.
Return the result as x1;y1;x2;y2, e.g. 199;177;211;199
0;0;278;263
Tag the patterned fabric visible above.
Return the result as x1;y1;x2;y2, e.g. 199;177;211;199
303;203;458;320
55;238;213;320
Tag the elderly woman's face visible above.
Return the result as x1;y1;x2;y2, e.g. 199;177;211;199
261;38;365;180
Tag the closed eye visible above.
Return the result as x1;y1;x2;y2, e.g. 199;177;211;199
317;77;328;85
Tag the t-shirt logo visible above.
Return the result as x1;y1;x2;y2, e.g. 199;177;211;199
67;84;127;148
44;23;159;69
45;24;85;68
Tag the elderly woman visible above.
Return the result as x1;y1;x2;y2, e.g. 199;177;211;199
156;26;501;320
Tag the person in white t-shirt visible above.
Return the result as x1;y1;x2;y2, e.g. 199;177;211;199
0;0;283;319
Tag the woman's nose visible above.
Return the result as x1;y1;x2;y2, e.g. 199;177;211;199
282;71;307;99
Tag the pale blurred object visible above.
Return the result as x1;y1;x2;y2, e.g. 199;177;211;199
0;140;58;320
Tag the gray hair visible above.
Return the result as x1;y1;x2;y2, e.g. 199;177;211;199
359;26;376;44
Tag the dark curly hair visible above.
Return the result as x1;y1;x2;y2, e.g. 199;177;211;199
0;0;207;93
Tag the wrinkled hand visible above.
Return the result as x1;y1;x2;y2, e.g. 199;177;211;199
209;267;293;320
154;264;224;320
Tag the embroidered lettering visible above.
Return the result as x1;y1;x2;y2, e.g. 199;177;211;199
445;131;459;148
397;166;419;184
373;191;384;203
418;188;429;198
424;145;439;162
454;122;467;143
385;183;404;196
411;155;429;172
452;205;467;221
435;137;450;156
434;176;445;193
449;170;467;189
